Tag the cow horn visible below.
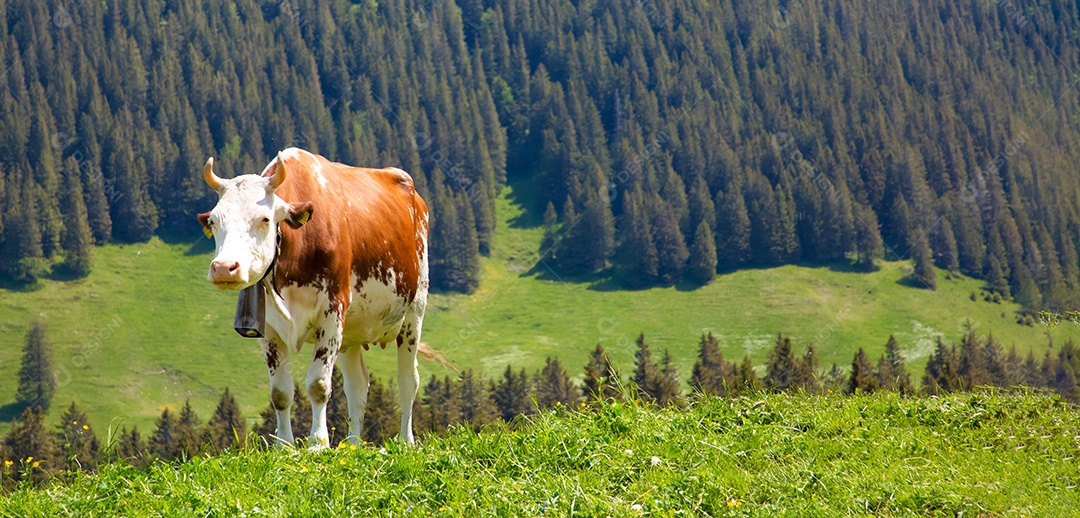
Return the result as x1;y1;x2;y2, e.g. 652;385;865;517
270;151;287;190
203;157;224;192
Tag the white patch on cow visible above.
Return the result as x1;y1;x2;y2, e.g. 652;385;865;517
205;175;285;289
343;270;409;346
312;160;329;188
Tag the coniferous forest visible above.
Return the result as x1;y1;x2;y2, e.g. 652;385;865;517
1;0;1080;311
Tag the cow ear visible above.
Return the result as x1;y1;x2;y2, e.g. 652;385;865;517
197;212;213;239
285;202;314;229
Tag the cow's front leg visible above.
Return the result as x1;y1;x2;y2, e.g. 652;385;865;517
306;312;342;448
261;329;294;446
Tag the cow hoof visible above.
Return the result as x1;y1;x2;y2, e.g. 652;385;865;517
307;437;331;451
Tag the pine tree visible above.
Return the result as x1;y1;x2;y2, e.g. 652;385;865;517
732;355;761;395
655;349;685;408
59;156;93;276
911;231;937;290
149;408;179;460
2;406;60;483
535;357;577;410
922;338;961;395
582;343;622;403
986;255;1010;297
458;370;497;432
879;335;914;395
204;388;246;452
846;348;879;394
492;366;530;422
650;199;690;285
957;327;991;388
794;342;819;392
114;426;148;468
55;402;100;472
632;333;660;402
175;400;202;459
689;333;733;396
715;186;752;271
616;189;658;287
688;219;718;285
854;203;884;271
16;320;56;411
765;335;798;391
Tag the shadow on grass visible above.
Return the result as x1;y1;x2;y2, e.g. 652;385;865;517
0;402;27;422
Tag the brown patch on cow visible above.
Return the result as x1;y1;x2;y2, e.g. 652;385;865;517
309;379;330;404
314;328;325;341
271;388;291;411
264;339;280;372
396;335;404;347
269;151;427;305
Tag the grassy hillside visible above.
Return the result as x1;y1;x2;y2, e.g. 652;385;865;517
0;187;1075;436
2;392;1078;516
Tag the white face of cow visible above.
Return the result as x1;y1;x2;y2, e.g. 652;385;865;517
197;155;313;290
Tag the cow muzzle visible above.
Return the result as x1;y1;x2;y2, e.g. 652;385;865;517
209;260;246;289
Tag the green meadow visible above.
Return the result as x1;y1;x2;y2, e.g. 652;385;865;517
0;188;1073;434
2;391;1077;516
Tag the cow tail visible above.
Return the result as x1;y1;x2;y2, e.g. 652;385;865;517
417;342;459;374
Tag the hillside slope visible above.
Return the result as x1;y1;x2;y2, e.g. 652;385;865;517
2;392;1078;516
0;187;1075;436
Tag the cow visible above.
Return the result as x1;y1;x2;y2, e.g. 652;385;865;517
197;148;429;446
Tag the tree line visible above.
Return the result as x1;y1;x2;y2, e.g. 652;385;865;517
5;319;1076;488
2;0;1080;310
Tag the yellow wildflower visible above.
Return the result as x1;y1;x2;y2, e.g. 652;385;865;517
339;459;346;465
32;461;40;468
25;456;33;462
4;460;12;467
350;444;358;451
82;424;89;430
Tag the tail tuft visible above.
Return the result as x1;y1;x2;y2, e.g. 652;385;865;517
417;342;459;374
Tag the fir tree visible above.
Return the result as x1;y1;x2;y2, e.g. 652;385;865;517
55;402;100;472
688;219;718;285
922;338;962;395
2;406;60;483
732;355;761;395
492;366;530;422
689;332;733;396
114;426;148;468
535;357;577;410
765;335;798;391
911;231;937;290
458;370;497;432
204;388;246;452
539;201;559;262
846;348;879;394
854;203;884;271
879;335;914;395
16;320;56;411
957;327;991;388
582;343;622;403
149;408;179;460
655;349;685;408
59;156;93;276
632;333;659;403
714;186;752;271
175;400;202;459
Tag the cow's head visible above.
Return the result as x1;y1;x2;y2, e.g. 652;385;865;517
197;153;314;290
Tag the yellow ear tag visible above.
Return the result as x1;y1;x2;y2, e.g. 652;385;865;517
202;226;213;239
297;213;310;226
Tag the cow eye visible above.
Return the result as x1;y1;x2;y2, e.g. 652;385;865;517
262;217;270;224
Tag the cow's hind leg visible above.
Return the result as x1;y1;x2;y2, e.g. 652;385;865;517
396;312;422;444
261;328;294;446
306;313;343;448
337;343;370;445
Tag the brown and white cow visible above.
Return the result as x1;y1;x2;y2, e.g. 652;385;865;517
197;148;429;446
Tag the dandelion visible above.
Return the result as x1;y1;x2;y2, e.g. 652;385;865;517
32;461;40;468
25;456;33;463
339;459;346;465
72;421;78;425
338;441;348;449
350;444;358;451
82;424;89;430
727;499;742;507
579;402;586;408
4;460;12;467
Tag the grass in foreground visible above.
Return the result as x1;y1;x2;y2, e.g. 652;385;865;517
2;391;1078;516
